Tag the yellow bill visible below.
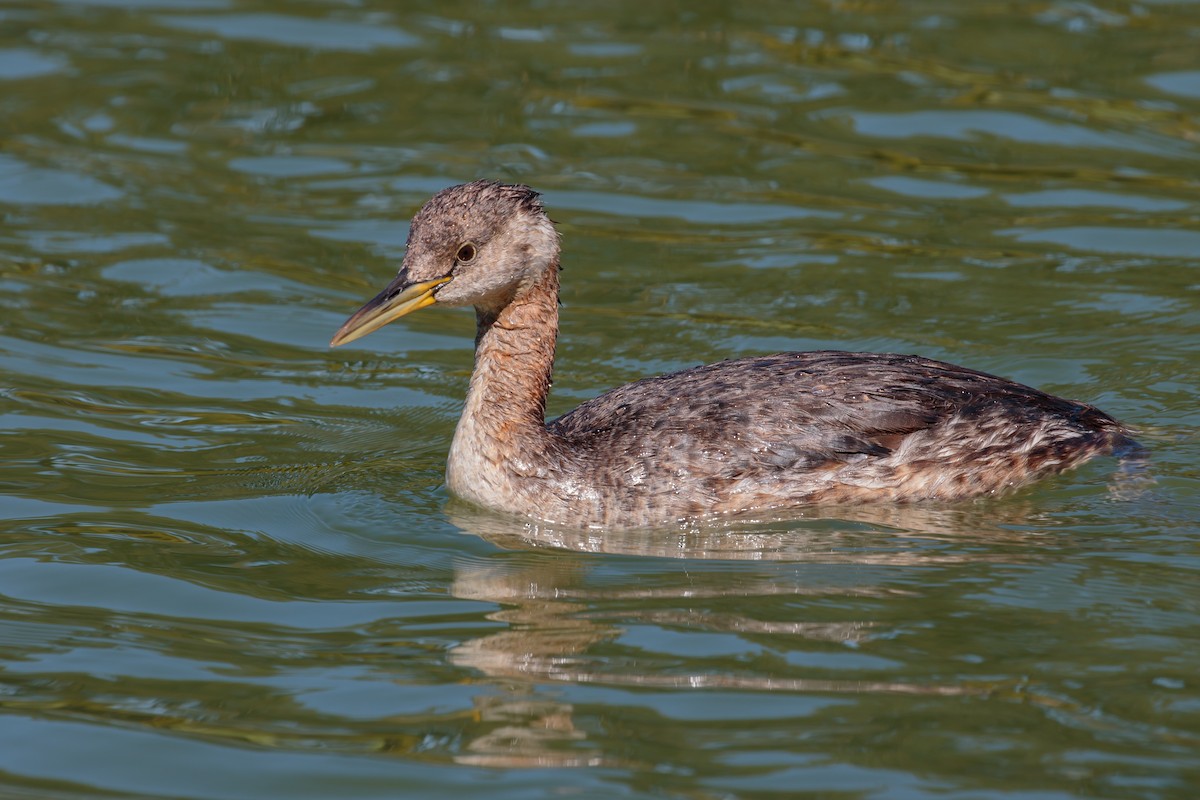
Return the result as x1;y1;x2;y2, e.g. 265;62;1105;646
330;276;452;347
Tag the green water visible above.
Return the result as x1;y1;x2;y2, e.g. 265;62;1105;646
2;2;1198;798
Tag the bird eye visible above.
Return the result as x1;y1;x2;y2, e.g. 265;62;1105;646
456;242;477;263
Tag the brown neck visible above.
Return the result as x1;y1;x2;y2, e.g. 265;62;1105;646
470;263;560;427
445;264;561;508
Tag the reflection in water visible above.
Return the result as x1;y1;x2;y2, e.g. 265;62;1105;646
458;696;602;768
441;502;1031;767
0;153;124;205
448;498;1050;559
157;13;419;51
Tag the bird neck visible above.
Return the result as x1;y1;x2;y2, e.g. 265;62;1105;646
446;264;561;509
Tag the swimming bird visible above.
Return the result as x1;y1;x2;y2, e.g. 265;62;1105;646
331;180;1134;529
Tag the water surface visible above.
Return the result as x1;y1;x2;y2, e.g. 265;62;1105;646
1;2;1198;798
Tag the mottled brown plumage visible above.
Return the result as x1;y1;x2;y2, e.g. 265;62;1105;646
331;180;1135;529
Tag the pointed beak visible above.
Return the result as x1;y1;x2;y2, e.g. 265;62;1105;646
330;274;452;347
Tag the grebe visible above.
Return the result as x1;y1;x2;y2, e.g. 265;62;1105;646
331;181;1134;529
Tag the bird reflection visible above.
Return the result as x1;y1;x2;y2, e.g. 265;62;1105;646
437;501;1031;767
